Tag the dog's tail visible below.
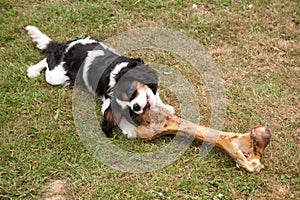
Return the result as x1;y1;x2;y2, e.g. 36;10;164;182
25;25;52;50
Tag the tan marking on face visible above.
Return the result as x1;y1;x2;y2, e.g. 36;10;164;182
130;80;139;89
134;82;149;99
122;92;129;101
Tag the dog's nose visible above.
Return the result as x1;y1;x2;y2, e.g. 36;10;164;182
133;103;141;112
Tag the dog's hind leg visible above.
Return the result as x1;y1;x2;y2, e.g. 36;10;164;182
27;58;47;78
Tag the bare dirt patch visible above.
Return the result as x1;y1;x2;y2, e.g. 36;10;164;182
42;180;69;200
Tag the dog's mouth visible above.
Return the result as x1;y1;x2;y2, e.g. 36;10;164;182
142;94;152;111
146;96;151;108
142;88;156;112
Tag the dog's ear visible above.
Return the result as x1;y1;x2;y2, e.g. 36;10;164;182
101;106;115;137
101;100;123;137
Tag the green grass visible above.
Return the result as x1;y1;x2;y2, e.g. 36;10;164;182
1;0;299;199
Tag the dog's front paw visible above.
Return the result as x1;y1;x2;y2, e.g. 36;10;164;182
127;131;137;139
165;104;175;114
27;66;41;78
122;126;137;138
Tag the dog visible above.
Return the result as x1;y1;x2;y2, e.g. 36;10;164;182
25;26;174;138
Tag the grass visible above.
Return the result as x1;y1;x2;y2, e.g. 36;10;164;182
1;0;299;199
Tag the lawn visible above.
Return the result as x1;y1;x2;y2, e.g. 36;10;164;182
1;0;299;199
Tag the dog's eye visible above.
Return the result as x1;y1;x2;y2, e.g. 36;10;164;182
129;90;137;101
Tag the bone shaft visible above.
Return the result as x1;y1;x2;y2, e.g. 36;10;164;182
176;119;240;158
178;119;228;143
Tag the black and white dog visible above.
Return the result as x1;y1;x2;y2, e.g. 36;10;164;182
26;25;174;138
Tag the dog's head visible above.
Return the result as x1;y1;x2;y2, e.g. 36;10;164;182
115;80;156;114
101;59;158;137
113;61;158;114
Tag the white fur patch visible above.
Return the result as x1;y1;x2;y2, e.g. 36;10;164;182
116;98;130;109
25;26;51;50
65;37;99;53
108;62;129;90
99;42;118;54
45;62;69;85
146;88;156;107
101;98;111;114
82;50;105;92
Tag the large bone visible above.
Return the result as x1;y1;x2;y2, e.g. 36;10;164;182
137;106;271;172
